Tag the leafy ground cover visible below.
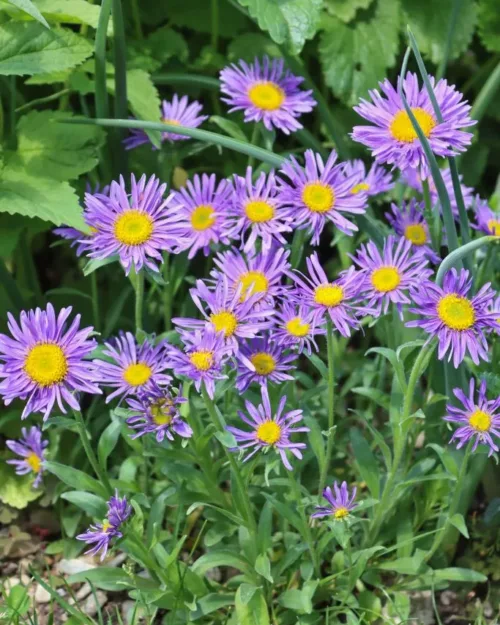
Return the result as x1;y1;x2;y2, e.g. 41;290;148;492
0;0;500;624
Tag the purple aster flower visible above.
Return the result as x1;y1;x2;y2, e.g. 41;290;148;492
172;277;275;354
168;328;231;399
125;382;191;443
271;303;326;355
83;174;186;275
444;378;500;456
311;481;357;520
471;196;500;237
235;337;296;393
220;56;316;135
352;235;432;318
402;166;474;218
407;268;500;367
352;72;476;173
343;160;394;197
168;174;236;259
289;253;368;336
210;246;290;307
77;490;131;561
229;167;293;253
124;95;208;150
93;332;171;403
227;386;309;470
277;149;368;245
385;199;439;263
0;304;100;420
6;426;48;488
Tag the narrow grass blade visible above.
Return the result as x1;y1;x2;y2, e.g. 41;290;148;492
436;0;465;80
398;46;461;260
471;62;500;124
61;117;286;167
111;0;128;177
436;236;495;286
153;73;221;90
95;0;112;119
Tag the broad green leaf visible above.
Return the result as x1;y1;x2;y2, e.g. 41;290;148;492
236;0;322;54
0;462;42;509
228;33;280;62
325;0;374;23
107;69;161;148
255;553;273;582
319;0;400;105
0;23;93;75
402;0;477;64
449;513;469;539
6;584;30;616
131;25;188;68
26;69;71;84
68;567;159;591
235;587;270;625
14;110;105;181
377;554;427;575
97;420;122;471
477;0;500;52
0;167;86;229
21;0;105;29
278;581;318;614
432;567;487;583
192;550;255;578
6;0;49;28
60;491;108;518
349;428;380;499
167;0;250;37
44;461;107;497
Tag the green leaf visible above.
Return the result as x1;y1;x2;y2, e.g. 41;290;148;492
0;462;42;509
449;513;469;539
377;554;427;576
14;110;105;181
6;0;49;28
278;581;318;614
432;567;487;583
255;553;273;582
235;587;270;625
166;0;250;37
319;0;400;105
325;0;374;23
34;0;104;29
349;428;380;499
478;0;500;52
192;550;255;579
60;491;108;518
227;33;280;62
97;420;122;471
67;567;158;591
365;346;406;391
402;0;477;64
44;461;107;497
236;0;322;54
0;166;85;229
210;116;248;142
6;584;30;616
107;69;161;148
0;23;93;75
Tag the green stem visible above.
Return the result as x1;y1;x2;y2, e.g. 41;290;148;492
95;0;112;120
130;0;143;39
424;442;472;562
470;62;500;123
422;178;440;251
318;319;335;497
248;123;259;169
436;236;496;286
436;0;464;80
90;271;100;331
134;270;145;333
15;89;71;114
111;0;128;177
162;252;172;331
201;387;257;538
367;341;436;543
73;410;113;495
289;229;307;273
288;470;320;576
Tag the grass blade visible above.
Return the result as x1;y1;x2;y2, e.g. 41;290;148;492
471;61;500;124
111;0;127;177
436;236;495;285
95;0;112;120
436;0;465;80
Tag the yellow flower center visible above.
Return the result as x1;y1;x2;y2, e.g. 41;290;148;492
248;81;285;111
27;453;42;473
404;224;427;246
302;182;335;213
102;520;112;533
150;398;173;426
237;271;269;302
469;409;492;432
333;507;349;520
123;363;152;386
487;219;500;236
371;267;401;293
250;352;276;376
191;205;216;231
24;344;68;387
210;311;238;338
162;118;180;126
285;317;310;338
244;200;275;223
437;294;475;330
114;210;154;246
256;421;281;445
189;350;214;371
351;182;370;194
314;284;344;307
390;107;436;143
